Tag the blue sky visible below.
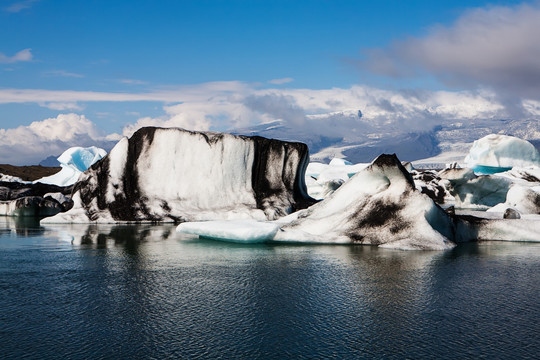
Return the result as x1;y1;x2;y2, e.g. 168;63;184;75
1;0;539;164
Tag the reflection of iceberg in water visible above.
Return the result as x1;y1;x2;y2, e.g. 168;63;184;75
43;223;178;248
2;218;538;358
0;216;43;237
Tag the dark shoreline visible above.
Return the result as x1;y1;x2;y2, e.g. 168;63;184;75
0;164;61;182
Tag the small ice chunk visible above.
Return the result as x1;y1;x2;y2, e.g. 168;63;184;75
57;146;107;172
505;184;540;215
176;220;280;243
0;173;28;183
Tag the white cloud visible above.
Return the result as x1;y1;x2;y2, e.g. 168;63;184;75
122;99;264;137
26;114;103;142
268;77;294;85
0;81;251;104
38;102;84;111
118;79;147;85
0;80;529;165
120;84;510;140
4;0;39;13
0;48;32;64
360;3;540;100
42;70;85;78
0;114;116;165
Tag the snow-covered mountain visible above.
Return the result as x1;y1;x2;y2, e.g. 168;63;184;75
233;115;540;167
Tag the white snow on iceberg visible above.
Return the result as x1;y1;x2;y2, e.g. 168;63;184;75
36;146;107;186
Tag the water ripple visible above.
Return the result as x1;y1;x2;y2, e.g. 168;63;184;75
0;225;539;359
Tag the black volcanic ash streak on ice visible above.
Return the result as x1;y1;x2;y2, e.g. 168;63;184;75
346;155;414;244
251;136;315;219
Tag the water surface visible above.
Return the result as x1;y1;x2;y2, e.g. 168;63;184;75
1;217;539;359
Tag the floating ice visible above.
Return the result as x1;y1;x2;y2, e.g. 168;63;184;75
173;154;463;250
36;146;107;186
464;134;540;174
278;154;459;250
486;184;540;216
468;214;540;242
0;196;62;217
0;174;27;183
438;162;540;210
177;220;280;243
43;127;315;223
439;169;511;209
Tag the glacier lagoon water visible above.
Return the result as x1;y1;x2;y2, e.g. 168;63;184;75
1;217;539;359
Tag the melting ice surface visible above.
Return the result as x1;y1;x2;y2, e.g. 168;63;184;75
36;146;107;186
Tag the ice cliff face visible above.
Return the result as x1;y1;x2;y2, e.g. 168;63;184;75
43;127;315;223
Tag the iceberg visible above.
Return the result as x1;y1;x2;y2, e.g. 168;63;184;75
485;184;540;216
458;212;540;242
175;154;540;250
464;134;540;174
36;146;107;186
43;127;315;223
276;154;459;250
0;179;73;217
437;162;540;211
0;174;27;183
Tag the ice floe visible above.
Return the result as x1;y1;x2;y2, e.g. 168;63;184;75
177;220;280;243
26;128;538;250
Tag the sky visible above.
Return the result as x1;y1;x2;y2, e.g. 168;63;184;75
1;0;540;164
